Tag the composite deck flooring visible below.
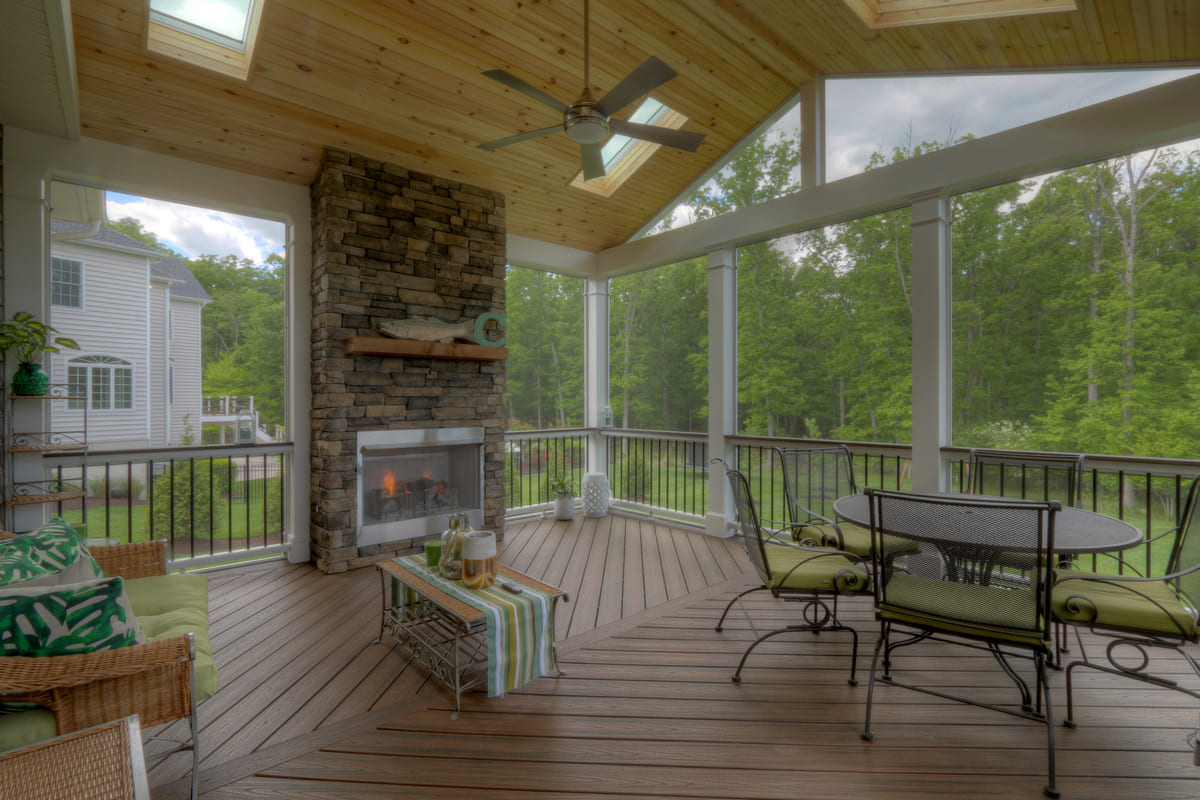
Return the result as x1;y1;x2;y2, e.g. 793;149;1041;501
148;513;1200;800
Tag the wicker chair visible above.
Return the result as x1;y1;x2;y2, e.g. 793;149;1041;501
0;539;204;800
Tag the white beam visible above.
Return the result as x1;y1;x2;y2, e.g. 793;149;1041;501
508;234;597;277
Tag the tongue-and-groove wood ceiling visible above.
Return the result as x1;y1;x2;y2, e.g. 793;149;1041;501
59;1;1200;251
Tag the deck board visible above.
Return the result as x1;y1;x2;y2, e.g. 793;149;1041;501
147;513;1200;799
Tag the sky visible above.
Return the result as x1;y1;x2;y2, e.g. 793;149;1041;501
105;193;286;265
105;69;1196;258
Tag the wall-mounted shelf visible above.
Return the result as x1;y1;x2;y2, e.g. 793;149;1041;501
344;336;507;361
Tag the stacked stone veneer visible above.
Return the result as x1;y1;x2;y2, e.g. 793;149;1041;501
309;148;506;574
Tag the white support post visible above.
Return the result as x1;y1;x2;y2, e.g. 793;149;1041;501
909;192;952;491
706;246;737;538
584;277;609;475
1;149;52;531
799;79;825;189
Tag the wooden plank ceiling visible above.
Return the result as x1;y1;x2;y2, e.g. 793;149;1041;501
69;0;1200;252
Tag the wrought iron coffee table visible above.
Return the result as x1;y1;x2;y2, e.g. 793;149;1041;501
376;558;568;716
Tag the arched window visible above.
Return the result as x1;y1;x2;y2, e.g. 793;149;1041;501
68;356;134;410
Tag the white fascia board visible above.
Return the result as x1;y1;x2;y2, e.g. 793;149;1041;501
507;234;598;277
598;71;1200;276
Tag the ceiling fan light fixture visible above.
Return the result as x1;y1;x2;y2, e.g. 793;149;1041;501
565;106;610;144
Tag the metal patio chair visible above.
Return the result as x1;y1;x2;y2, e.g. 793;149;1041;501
1053;474;1200;763
860;488;1063;799
714;461;870;685
775;445;870;554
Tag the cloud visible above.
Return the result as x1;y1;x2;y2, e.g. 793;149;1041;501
106;193;286;265
825;69;1198;181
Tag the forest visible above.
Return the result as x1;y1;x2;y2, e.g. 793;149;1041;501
505;134;1200;462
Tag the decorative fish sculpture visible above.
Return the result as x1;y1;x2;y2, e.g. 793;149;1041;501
377;316;479;344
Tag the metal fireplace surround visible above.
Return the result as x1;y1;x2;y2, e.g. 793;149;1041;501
356;427;485;547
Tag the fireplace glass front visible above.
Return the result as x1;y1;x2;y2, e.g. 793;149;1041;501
356;427;484;546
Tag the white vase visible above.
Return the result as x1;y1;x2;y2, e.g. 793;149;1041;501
581;472;611;518
553;494;575;520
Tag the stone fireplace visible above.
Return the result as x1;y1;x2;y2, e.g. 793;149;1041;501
309;148;506;574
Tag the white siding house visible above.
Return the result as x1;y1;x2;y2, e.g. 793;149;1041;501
48;220;210;449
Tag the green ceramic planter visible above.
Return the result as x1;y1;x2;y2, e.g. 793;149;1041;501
11;362;49;396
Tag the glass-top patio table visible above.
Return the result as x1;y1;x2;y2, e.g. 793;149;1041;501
832;492;1143;555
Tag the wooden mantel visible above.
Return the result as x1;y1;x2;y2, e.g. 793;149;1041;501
343;336;507;361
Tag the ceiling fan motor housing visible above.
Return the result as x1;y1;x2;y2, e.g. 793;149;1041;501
565;103;610;144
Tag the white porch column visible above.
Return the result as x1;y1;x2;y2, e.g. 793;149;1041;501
909;192;952;491
798;79;825;189
706;246;736;538
1;146;52;531
584;276;610;475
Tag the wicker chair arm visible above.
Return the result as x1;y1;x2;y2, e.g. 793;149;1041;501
89;540;168;579
0;634;195;734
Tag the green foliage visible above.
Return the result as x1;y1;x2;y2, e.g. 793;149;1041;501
88;475;145;500
151;461;214;538
547;474;576;497
0;311;80;364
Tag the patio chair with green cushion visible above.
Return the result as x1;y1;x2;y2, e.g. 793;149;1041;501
1052;473;1200;763
969;448;1086;660
775;445;868;553
859;488;1063;799
714;461;870;685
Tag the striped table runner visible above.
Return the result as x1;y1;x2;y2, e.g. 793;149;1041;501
396;555;558;697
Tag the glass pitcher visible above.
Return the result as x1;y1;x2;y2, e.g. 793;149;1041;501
438;512;472;580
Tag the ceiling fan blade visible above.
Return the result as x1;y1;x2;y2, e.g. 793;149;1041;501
478;125;563;151
481;69;569;113
593;56;677;117
581;142;606;180
608;119;705;152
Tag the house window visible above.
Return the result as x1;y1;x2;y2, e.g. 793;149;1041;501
68;356;134;411
51;258;82;308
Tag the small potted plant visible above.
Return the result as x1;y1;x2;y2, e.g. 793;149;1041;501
0;311;80;396
549;474;577;521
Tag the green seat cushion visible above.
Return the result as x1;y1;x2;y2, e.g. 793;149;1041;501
0;518;103;588
0;577;147;656
1052;570;1199;639
124;574;218;700
880;572;1046;648
0;707;57;753
765;544;870;593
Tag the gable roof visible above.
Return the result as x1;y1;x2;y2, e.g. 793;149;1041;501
11;2;1200;253
50;220;211;304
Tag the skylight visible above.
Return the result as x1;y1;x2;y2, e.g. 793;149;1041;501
571;97;688;198
599;98;669;170
146;0;263;80
150;0;254;50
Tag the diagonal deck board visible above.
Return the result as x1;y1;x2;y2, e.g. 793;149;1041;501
149;514;1200;799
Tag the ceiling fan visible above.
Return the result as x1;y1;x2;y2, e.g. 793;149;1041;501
477;0;705;180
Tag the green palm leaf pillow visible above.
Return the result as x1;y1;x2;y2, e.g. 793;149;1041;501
0;576;146;656
0;518;103;587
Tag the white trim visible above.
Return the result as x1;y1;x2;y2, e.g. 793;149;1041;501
3;128;311;562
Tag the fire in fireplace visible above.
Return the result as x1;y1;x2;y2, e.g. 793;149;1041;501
356;427;484;546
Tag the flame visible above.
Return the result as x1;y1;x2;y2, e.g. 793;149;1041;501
422;468;433;480
382;470;397;497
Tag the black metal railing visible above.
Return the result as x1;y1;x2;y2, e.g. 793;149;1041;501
605;429;709;518
44;442;291;569
504;429;589;511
